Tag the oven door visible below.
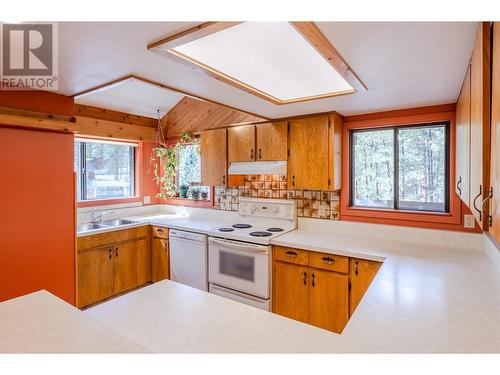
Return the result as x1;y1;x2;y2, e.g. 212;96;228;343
208;237;270;299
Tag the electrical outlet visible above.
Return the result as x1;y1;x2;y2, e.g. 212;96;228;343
143;196;151;204
464;214;476;229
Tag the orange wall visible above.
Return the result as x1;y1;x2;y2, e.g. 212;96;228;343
0;127;76;304
340;104;481;233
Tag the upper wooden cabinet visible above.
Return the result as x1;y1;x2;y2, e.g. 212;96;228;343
228;121;288;162
256;121;288;161
489;22;500;242
288;115;342;190
201;128;227;186
469;23;491;229
456;65;471;204
228;125;256;162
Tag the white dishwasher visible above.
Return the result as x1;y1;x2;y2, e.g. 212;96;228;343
169;229;208;291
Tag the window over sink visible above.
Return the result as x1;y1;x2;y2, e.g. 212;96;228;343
74;139;136;201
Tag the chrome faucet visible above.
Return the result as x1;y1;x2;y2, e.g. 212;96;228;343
90;211;105;223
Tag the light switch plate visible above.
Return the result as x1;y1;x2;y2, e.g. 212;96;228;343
143;196;151;204
464;214;475;229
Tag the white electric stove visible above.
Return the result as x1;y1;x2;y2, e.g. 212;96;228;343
208;198;297;310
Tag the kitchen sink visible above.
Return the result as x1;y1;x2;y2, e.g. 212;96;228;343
77;223;108;232
101;219;137;226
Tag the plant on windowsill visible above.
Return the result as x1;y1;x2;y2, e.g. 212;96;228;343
190;186;201;200
179;184;189;198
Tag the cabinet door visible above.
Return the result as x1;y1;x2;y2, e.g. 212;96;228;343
201;128;227;186
288;116;330;190
489;22;500;243
152;237;169;282
470;23;491;229
228;125;255;162
309;269;349;333
77;247;113;308
273;262;309;324
349;258;382;316
256;121;287;161
113;238;150;295
456;65;471;204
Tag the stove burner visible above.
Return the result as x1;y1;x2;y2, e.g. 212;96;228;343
233;224;252;229
249;231;272;237
218;227;235;232
267;227;284;232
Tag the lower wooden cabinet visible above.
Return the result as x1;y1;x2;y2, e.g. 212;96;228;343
272;246;381;334
77;247;114;308
273;262;310;324
77;226;150;308
151;226;169;282
349;258;382;316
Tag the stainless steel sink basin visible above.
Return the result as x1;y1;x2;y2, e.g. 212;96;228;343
101;219;137;226
77;223;108;232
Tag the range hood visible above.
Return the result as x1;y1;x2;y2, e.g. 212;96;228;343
228;161;287;175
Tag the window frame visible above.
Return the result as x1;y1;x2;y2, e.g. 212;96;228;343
75;139;138;202
349;121;450;213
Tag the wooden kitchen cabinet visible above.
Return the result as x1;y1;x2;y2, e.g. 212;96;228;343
469;23;491;229
489;22;500;243
201;128;227;186
349;258;382;316
273;262;310;324
288;115;342;190
228;125;256;162
455;65;471;204
273;245;381;334
77;226;150;308
152;226;169;282
113;238;150;295
255;121;288;161
309;268;349;333
77;247;114;308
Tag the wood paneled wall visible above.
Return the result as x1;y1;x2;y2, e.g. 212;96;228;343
163;96;266;139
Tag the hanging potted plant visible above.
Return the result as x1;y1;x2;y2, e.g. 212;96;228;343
150;110;199;199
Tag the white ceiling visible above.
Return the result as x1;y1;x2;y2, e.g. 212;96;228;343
74;77;184;118
58;22;478;118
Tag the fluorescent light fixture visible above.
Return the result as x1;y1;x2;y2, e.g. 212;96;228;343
169;22;355;104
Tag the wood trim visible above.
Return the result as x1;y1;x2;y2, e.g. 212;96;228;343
147;22;242;50
75;116;157;141
0;112;78;133
343;103;456;123
74;104;157;128
291;22;367;92
71;74;268;120
0;105;75;123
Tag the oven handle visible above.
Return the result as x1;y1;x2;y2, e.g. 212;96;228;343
209;237;270;253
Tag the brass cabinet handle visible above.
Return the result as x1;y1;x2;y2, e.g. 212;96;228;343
285;250;298;258
258;148;262;159
222;175;226;185
115;247;118;257
354;261;359;275
303;271;307;286
321;256;335;265
156;228;163;234
473;185;483;221
311;273;315;288
457;176;462;196
108;248;112;259
251;149;254;160
292;175;295;187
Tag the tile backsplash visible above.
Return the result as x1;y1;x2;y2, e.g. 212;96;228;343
214;174;340;220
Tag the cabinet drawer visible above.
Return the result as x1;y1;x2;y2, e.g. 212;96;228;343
107;226;148;244
309;252;349;273
274;246;309;265
152;226;168;239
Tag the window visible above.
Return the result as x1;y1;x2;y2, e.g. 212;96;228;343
75;139;136;201
350;123;449;212
176;144;210;199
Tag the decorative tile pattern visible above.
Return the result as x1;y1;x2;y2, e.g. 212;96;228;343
214;174;340;220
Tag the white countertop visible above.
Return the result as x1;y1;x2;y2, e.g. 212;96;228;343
0;291;147;353
6;205;498;353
